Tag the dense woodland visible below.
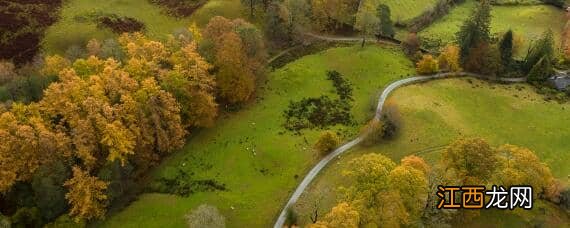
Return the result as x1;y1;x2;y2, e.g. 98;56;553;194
0;0;569;227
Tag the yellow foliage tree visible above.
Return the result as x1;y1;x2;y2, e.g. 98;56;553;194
64;167;109;221
416;54;439;75
0;109;69;193
215;32;255;103
389;165;428;218
401;155;430;175
442;138;498;182
438;45;462;72
312;202;360;228
42;55;71;77
494;144;554;197
101;121;135;165
314;131;341;156
86;39;102;57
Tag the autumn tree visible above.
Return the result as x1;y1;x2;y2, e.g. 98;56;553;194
311;202;359;228
64;167;108;221
498;145;554;190
402;33;420;56
203;17;266;104
314;130;341;156
0;106;69;193
215;32;256;103
185;204;226;228
416;54;439;75
41;55;71;77
456;0;491;62
354;1;379;47
376;4;395;38
401;155;430;175
389;165;428;218
438;44;462;72
310;0;359;31
361;119;385;146
86;39;102;57
442;138;498;183
341;153;412;226
464;42;502;76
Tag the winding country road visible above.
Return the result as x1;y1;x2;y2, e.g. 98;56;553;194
273;72;525;228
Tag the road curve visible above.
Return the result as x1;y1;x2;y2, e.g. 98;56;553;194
273;72;525;227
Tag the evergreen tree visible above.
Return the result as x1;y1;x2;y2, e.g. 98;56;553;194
523;30;554;74
456;0;491;62
376;4;395;38
499;30;514;67
527;56;554;83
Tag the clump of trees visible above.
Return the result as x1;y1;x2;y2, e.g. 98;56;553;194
1;16;267;224
313;137;565;227
413;0;559;84
202;16;267;104
0;0;63;64
252;0;396;47
311;154;430;227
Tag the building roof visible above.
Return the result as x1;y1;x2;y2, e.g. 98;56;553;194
549;74;570;90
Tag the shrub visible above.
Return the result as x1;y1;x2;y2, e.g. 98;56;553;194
185;204;225;228
285;207;298;227
0;61;17;85
44;215;85;228
416;54;439;75
361;119;385;146
561;188;570;210
382;101;401;139
97;15;145;34
545;179;564;204
408;0;455;32
314;131;341;156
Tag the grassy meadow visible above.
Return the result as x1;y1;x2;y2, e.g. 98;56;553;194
371;0;440;22
101;44;415;227
41;0;245;55
419;0;566;55
294;77;570;226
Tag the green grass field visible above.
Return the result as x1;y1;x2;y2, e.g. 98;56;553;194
294;77;570;226
419;1;565;54
42;0;245;55
101;44;415;227
370;0;439;22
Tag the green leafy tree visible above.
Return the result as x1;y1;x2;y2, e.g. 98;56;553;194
376;4;395;38
354;1;379;47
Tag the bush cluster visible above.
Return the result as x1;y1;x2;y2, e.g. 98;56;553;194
283;71;354;131
149;168;227;197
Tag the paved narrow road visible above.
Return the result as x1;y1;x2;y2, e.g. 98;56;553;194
273;72;525;227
